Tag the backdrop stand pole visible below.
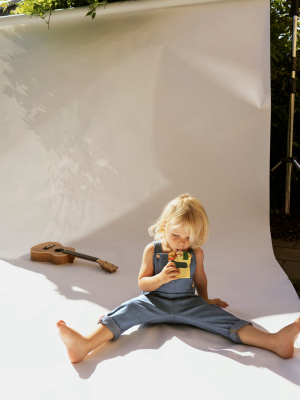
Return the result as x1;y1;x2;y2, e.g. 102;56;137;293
271;0;300;217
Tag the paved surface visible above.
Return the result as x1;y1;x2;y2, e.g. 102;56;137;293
272;238;300;280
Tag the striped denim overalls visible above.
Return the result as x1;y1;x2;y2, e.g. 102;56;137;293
98;241;252;343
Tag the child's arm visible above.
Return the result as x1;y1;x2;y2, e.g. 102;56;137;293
193;248;229;308
138;243;180;292
193;248;209;301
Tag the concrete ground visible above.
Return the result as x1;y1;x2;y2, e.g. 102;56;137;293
272;238;300;280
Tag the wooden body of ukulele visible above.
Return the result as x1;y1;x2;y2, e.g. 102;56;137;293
30;242;118;273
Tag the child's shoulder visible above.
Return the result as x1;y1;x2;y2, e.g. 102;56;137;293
145;241;155;248
144;242;155;254
193;247;204;257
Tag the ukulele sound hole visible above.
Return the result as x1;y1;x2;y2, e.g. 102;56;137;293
54;248;64;252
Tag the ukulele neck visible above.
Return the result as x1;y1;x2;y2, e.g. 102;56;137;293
62;250;99;263
62;249;117;273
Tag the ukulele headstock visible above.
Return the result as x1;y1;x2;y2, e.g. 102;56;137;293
96;259;118;273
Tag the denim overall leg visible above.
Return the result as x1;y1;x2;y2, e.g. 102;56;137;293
172;295;251;344
98;293;175;341
98;240;252;343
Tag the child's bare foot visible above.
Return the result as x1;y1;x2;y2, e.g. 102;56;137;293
56;320;89;363
273;317;300;359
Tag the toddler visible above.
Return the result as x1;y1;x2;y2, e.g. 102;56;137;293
57;194;300;363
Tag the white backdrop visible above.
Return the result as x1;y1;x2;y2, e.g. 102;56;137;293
1;0;300;399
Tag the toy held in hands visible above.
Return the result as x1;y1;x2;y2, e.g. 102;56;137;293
168;251;192;278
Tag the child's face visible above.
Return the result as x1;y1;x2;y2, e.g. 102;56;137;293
164;223;190;252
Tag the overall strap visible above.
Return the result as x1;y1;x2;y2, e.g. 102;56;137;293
153;240;163;253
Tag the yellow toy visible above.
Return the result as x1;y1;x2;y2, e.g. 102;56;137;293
168;251;192;278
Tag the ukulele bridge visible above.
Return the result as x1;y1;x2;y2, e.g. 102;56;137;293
43;244;55;250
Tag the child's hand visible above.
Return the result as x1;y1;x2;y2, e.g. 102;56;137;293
207;298;229;308
159;262;180;284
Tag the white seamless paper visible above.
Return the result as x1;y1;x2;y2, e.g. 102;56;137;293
0;1;299;399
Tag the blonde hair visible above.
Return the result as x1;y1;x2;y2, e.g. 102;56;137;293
148;193;209;249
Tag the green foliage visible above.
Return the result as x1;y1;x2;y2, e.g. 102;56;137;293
1;0;132;28
3;0;62;24
85;0;107;20
270;1;300;215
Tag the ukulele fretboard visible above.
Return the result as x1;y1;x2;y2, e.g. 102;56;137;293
63;250;99;262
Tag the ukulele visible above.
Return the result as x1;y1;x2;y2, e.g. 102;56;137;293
30;242;118;273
